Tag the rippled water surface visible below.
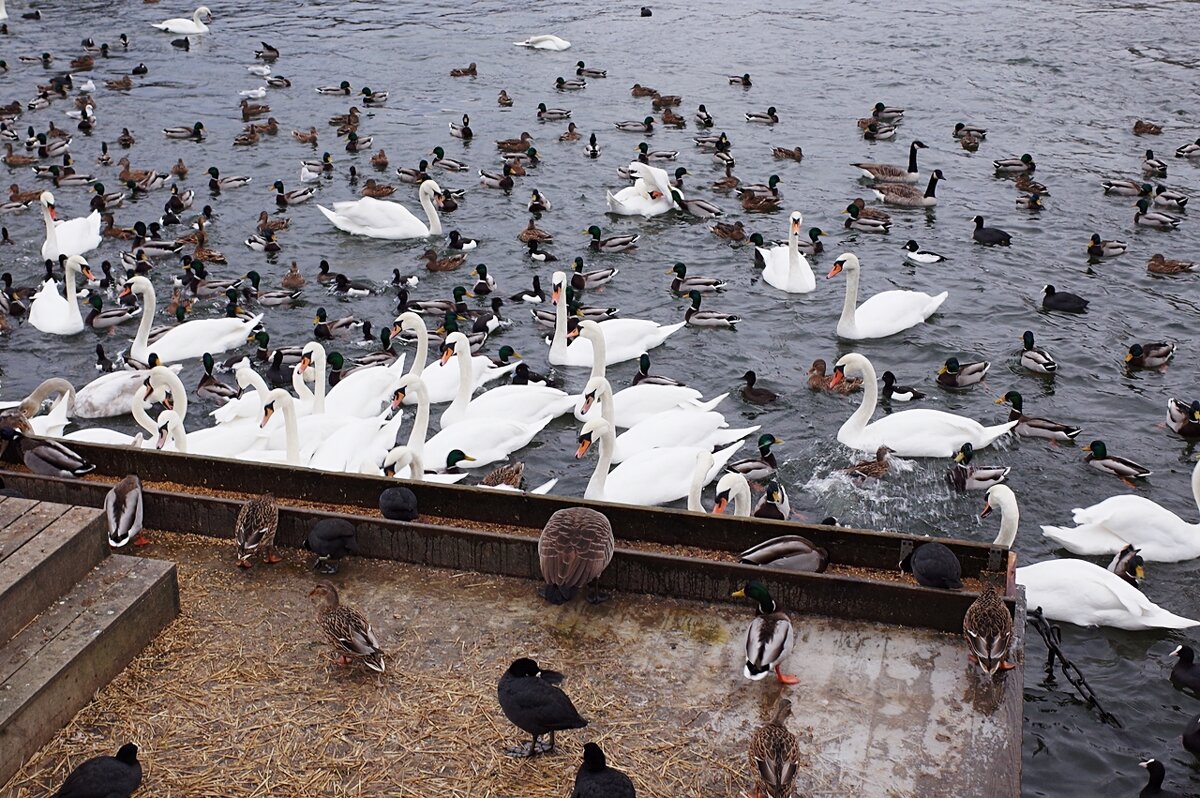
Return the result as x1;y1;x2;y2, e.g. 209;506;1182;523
2;0;1199;794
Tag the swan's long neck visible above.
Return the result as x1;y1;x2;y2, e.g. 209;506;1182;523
63;261;81;319
20;378;75;418
131;386;158;437
165;412;188;453
585;422;615;500
596;378;615;424
420;187;442;236
131;281;156;355
267;389;299;465
992;493;1019;548
443;338;474;424
303;345;327;414
843;357;878;435
838;266;860;333
405;320;428;377
238;368;272;410
583;327;608;379
405;378;430;455
788;220;800;272
686;453;714;512
731;479;752;517
292;362;314;403
150;366;189;421
1190;459;1200;520
552;282;568;356
41;202;58;253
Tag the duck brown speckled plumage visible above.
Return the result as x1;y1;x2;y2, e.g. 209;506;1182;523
963;584;1014;676
309;581;385;672
234;492;280;568
748;697;800;798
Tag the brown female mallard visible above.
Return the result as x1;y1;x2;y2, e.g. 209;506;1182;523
517;217;553;243
417;248;466;273
962;584;1014;676
711;221;747;241
234;493;279;568
807;359;861;394
843;446;893;481
104;474;145;548
0;429;95;478
771;146;804;162
537;507;614;604
481;461;525;489
1147;254;1195;274
741;192;782;213
748;697;800;798
309;581;385;672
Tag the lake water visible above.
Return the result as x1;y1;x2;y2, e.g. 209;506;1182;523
1;0;1198;794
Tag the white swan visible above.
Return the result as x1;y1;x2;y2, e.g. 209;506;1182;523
547;280;685;367
1041;458;1200;562
151;5;211;34
577;415;743;506
386;375;474;484
40;192;101;260
580;376;753;455
73;363;183;419
0;378;76;437
983;485;1199;630
320;344;406;419
606;162;676;217
439;332;576;427
687;459;753;516
147;367;268;459
0;0;7;22
393;311;514;404
318;179;443;240
514;34;570;50
65;381;161;446
250;389;303;466
827;253;946;339
29;255;90;335
835;353;1016;457
760;211;815;294
124;275;262;364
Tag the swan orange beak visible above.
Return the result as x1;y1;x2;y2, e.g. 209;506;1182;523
828;370;844;389
297;354;311;375
581;393;595;414
575;438;592;458
826;261;844;279
551;286;561;303
713;495;729;514
261;403;275;428
439;346;453;366
980;499;993;518
389;388;405;411
47;205;58;221
156;423;170;450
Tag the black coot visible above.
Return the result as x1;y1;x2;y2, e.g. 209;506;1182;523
304;518;359;574
497;657;588;757
379;486;418;521
900;541;963;589
52;742;142;798
1042;284;1089;313
971;215;1011;246
571;742;636;797
1170;644;1200;692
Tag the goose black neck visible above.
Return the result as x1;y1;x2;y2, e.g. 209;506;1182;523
907;142;920;173
924;173;939;198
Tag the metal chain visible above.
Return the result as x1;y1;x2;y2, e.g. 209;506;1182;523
1028;606;1121;727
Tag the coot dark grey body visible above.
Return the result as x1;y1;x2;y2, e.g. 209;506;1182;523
900;541;963;589
497;657;588;757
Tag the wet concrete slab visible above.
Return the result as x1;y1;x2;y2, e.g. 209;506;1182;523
4;530;1019;798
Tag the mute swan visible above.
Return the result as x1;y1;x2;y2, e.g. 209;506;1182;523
29;255;91;335
576;415;743;506
580;376;753;456
386;375;487;483
392;311;514;404
827;253;946;339
834;353;1016;457
760;211;815;294
62;381;159;445
315;341;406;419
1;378;76;437
423;408;553;471
151;5;211;34
251;389;303;466
439;332;577;427
547;277;684;366
146;367;268;459
982;485;1199;630
688;470;753;516
1041;457;1200;562
318;179;443;240
123;275;262;364
40;192;101;260
73;362;182;419
605;162;676;217
514;34;571;50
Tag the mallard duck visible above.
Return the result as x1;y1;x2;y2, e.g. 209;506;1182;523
963;585;1013;676
732;581;797;683
234;493;279;568
104;474;145;548
1167;399;1200;439
960;132;981;152
952;122;987;139
233;128;261;147
313;307;356;339
496;132;534;153
946;443;1010;492
863;122;897;141
585;225;637;252
727;434;782;482
535;506;614;603
972;215;1011;246
807;359;860;394
684;291;737;328
254;211;289;234
242;271;301;306
1176;138;1200;158
479;164;515;191
239;99;271;120
360;87;388;106
395;159;430;184
1132;119;1161;135
1147;253;1195;274
712;220;747;241
651;94;682;109
666;262;724;294
244;230;281;252
106;75;133;91
570;256;619;289
1018;330;1057;374
1143;149;1168;176
471;264;496;295
449;62;477;77
993;153;1035;173
732;371;775;405
747;698;800;798
85;295;138;329
737;175;783;200
417;248;465;272
553;75;586;92
1153;184;1188;210
844;446;894;482
195;352;238;403
428;146;468;172
252;331;305;366
667;189;721;219
2;143;35;167
658;108;684;128
316;80;353;96
938;357;989;388
770;146;804;163
1086;233;1126;258
630;83;658;97
1135;198;1179;229
1083;440;1151;484
328;107;359;127
746;106;779;124
1125;341;1175;368
844;204;890;233
874;169;944;207
497;89;514;107
622;352;682;387
206;167;251;191
360;178;395;198
163;121;204;140
0;429;95;477
739;534;827;574
344;131;373;152
309;582;384;672
535;103;571;122
614;116;654;133
1100;179;1150;197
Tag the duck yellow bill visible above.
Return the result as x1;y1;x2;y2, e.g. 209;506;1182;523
1123;353;1133;363
1081;445;1093;453
1135;565;1145;580
994;396;1006;404
731;587;746;599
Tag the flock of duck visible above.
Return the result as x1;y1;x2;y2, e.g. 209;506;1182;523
2;2;1200;795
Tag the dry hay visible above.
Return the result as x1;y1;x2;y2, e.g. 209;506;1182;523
2;530;803;798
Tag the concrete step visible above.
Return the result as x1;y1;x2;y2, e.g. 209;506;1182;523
0;497;108;644
0;553;178;787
